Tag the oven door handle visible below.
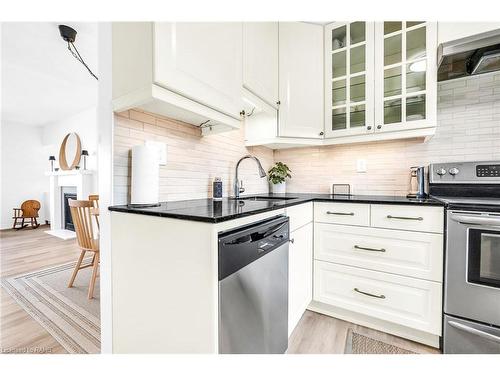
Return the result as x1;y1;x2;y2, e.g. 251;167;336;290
448;321;500;344
451;214;500;227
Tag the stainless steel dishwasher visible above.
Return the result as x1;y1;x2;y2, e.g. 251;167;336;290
218;215;289;354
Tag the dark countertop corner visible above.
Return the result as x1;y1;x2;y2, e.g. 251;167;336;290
108;193;444;223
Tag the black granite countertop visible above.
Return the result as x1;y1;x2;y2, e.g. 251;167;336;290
108;193;444;223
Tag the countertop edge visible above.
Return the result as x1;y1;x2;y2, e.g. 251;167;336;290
108;195;444;223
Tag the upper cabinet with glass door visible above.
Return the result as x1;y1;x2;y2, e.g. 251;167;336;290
324;22;374;138
375;22;437;133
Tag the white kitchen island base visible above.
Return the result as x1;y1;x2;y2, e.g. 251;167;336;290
110;209;286;353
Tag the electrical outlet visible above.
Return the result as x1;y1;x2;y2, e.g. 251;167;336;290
356;159;367;173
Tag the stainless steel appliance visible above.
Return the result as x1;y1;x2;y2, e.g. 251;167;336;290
429;161;500;353
218;215;289;353
438;29;500;81
407;166;427;199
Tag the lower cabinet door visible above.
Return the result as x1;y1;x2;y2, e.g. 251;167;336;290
288;222;313;336
314;261;442;334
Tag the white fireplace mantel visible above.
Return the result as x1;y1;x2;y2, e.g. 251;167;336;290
45;169;96;239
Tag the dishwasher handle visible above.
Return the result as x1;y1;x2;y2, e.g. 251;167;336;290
222;222;288;246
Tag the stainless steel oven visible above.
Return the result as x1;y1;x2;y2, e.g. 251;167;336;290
430;160;500;354
444;210;500;353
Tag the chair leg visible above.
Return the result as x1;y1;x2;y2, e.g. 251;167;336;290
33;217;39;228
88;252;99;299
12;217;18;229
68;250;86;288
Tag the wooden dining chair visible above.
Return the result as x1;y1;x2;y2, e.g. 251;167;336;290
88;194;99;228
88;194;99;208
12;200;41;229
67;199;100;299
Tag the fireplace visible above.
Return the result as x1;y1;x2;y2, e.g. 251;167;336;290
45;170;95;239
62;187;77;232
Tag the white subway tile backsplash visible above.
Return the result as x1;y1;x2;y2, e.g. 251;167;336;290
113;110;274;205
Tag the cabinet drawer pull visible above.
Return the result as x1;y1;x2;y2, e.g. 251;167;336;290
354;245;386;253
326;211;355;216
354;287;386;299
387;215;423;221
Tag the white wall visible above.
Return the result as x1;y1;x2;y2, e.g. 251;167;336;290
1;107;98;229
1;122;49;228
42;107;98;173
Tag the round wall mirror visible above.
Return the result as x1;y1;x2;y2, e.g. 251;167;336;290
59;133;82;170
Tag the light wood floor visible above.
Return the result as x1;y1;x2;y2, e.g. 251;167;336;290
288;310;440;354
1;225;81;354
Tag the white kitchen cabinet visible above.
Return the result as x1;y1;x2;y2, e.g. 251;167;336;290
243;22;279;107
438;22;500;44
279;22;324;139
286;202;313;232
112;22;242;135
314;261;442;335
324;22;375;138
154;22;243;119
374;22;437;134
288;222;313;336
309;201;444;347
321;21;438;146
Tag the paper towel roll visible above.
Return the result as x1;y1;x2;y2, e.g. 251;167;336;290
131;145;159;206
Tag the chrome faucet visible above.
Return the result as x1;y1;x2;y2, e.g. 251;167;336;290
234;155;267;198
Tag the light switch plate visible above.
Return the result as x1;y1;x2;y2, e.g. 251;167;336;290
356;159;367;173
145;141;167;166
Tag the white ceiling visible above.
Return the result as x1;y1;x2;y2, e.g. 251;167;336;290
1;22;98;127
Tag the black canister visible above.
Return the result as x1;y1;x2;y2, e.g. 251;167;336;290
213;177;223;200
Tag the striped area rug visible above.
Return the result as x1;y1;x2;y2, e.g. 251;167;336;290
1;261;100;354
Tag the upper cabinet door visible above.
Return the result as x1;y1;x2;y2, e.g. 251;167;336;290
374;22;437;133
243;22;279;108
279;22;324;139
153;23;244;120
324;22;375;138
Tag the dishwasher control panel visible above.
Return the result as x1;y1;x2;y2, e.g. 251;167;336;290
218;216;289;281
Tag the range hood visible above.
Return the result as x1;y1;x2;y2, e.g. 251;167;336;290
437;29;500;81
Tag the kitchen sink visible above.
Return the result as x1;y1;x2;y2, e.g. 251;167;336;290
232;196;298;201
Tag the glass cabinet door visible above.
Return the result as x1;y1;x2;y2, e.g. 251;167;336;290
325;22;374;138
375;22;436;132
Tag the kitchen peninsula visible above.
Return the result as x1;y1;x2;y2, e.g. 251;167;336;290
109;193;444;353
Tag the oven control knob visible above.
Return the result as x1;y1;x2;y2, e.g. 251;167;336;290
449;167;460;176
436;168;447;176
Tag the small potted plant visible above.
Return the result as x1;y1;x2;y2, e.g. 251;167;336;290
268;162;292;194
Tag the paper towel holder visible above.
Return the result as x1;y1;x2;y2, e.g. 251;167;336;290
130;145;161;207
